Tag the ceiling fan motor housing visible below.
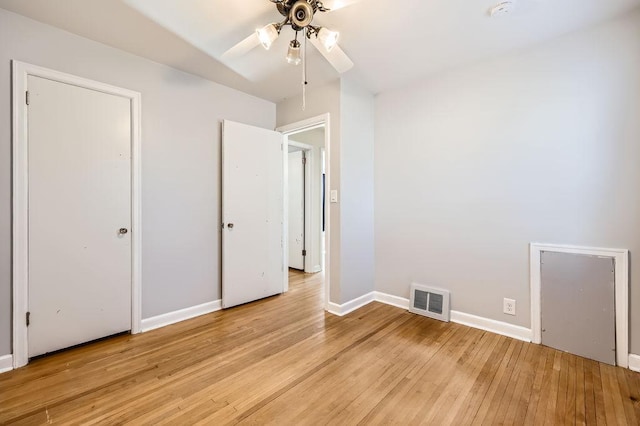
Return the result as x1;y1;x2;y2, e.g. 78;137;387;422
290;0;315;30
277;0;318;16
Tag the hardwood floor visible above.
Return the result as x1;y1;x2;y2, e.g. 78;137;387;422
1;269;639;425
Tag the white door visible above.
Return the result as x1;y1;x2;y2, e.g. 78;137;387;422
222;120;284;308
28;75;132;357
288;150;305;270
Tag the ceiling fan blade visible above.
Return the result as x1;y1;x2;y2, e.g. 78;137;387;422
309;39;354;74
222;32;261;60
321;0;365;12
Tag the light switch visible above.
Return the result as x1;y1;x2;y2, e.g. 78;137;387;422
330;190;338;203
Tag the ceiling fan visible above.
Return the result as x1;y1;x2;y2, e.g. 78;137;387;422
222;0;360;75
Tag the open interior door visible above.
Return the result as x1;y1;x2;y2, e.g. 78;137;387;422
288;150;305;270
222;120;284;308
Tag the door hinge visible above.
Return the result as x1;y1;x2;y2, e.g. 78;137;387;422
26;312;30;327
302;157;307;165
25;91;30;106
302;249;307;256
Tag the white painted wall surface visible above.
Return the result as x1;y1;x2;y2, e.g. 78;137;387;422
374;11;640;352
339;79;375;303
0;8;275;357
290;128;324;148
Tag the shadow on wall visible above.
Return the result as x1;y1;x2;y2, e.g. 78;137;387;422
162;66;210;86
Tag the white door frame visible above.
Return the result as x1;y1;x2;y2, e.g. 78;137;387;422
288;140;316;273
530;243;629;368
11;61;142;368
277;114;330;310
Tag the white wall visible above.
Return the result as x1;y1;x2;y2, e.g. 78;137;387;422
339;79;375;302
374;11;640;351
0;8;275;356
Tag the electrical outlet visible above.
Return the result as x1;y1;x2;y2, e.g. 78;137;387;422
503;298;516;316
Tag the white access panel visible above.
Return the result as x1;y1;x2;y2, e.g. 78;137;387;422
28;76;132;357
288;150;305;270
541;251;616;365
222;120;284;308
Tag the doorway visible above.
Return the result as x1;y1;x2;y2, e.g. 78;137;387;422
12;61;142;368
278;116;329;308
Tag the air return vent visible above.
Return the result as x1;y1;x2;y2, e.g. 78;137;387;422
409;284;450;322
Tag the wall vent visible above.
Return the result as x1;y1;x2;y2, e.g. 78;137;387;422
409;283;450;322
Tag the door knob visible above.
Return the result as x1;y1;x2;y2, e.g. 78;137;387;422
227;223;234;229
119;228;128;234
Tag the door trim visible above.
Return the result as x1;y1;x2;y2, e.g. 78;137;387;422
277;114;330;310
530;243;628;368
11;61;142;369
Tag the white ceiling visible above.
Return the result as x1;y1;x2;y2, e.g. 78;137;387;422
0;0;638;102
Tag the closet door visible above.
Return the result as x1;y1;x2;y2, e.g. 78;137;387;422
28;75;132;357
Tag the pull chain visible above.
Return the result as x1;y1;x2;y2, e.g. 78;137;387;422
302;30;307;110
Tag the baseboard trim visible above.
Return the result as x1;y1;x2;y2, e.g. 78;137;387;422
449;311;532;342
327;292;375;316
629;354;640;372
371;292;532;342
373;291;410;310
141;300;222;332
326;302;342;316
0;354;13;374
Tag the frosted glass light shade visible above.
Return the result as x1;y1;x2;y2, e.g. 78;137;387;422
317;28;339;52
286;40;302;65
257;24;279;50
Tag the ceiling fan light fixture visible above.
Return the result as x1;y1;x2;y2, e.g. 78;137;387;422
286;39;302;66
256;23;280;50
317;27;339;52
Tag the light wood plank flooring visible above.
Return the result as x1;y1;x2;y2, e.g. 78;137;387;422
1;270;639;424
